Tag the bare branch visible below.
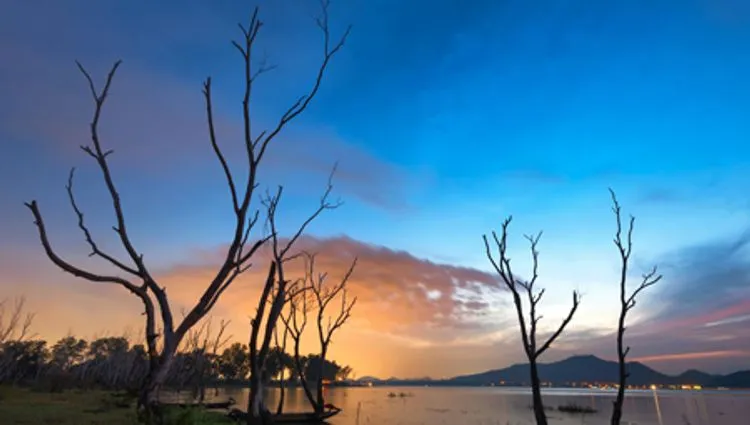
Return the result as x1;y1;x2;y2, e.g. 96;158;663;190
66;167;140;277
71;62;178;345
0;297;36;343
74;61;152;281
483;216;532;355
239;6;263;166
251;57;278;83
254;2;351;164
279;284;316;408
610;188;662;425
626;266;662;310
289;249;357;411
203;78;239;212
263;164;341;263
484;214;581;423
535;291;581;357
25;201;144;295
609;188;634;260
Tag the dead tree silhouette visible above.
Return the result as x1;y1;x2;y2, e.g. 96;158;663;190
24;2;349;422
609;189;662;425
484;217;580;425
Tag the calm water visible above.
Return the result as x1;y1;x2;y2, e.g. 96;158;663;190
185;386;750;425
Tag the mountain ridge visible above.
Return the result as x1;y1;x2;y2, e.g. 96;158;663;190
356;355;750;388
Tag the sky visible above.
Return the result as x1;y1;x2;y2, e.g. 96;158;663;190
1;0;750;378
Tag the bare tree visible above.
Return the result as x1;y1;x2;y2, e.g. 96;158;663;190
483;217;581;425
278;252;356;414
0;297;36;383
279;276;317;411
0;297;35;344
244;174;341;423
24;1;348;422
308;252;357;413
609;189;662;425
179;317;231;403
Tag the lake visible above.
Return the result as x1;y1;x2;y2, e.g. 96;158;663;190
197;386;750;425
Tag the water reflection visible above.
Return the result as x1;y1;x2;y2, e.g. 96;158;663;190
652;388;663;425
191;386;750;425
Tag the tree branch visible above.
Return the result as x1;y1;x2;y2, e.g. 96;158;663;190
65;167;140;277
484;216;580;361
203;78;239;212
25;201;143;295
483;216;533;355
610;188;662;425
73;61;176;340
74;61;152;281
535;291;580;357
254;1;351;164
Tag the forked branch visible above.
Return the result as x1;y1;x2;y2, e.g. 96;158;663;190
65;167;140;277
26;61;148;296
305;252;358;347
185;2;349;341
74;61;152;281
256;1;352;163
483;216;580;359
609;188;662;425
610;188;662;316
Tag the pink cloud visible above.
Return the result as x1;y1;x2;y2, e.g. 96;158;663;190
631;350;750;364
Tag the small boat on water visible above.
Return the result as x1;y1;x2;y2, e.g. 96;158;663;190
270;409;341;423
227;404;342;423
161;397;236;409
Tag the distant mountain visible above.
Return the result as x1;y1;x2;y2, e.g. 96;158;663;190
353;355;750;389
673;369;717;385
448;355;750;389
711;371;750;388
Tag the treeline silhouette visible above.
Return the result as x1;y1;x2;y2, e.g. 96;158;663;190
0;329;352;400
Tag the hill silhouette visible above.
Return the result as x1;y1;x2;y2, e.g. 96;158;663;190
356;355;750;389
448;355;749;388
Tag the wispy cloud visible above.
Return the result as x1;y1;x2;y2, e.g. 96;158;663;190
631;350;750;364
646;230;750;327
704;313;750;328
538;231;750;374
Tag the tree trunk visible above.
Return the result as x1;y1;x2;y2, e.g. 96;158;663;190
137;351;175;424
611;312;628;425
294;346;317;409
276;367;286;414
611;386;625;425
529;360;547;425
247;374;269;425
315;347;328;414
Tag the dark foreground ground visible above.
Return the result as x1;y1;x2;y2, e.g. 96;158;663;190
0;386;232;425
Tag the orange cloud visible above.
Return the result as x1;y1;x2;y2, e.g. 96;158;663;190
156;235;506;346
1;235;511;377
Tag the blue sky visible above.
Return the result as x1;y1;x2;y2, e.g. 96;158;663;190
1;0;750;376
